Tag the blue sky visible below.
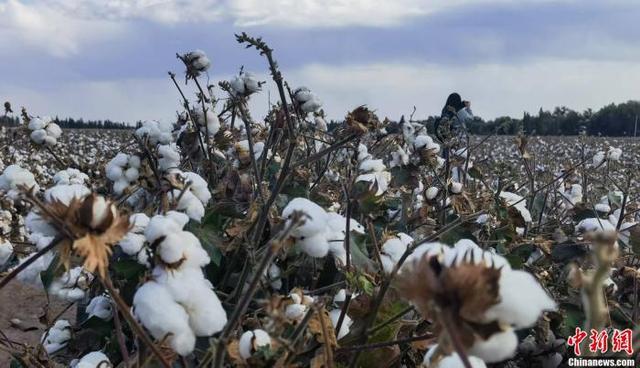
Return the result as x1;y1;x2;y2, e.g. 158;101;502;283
1;0;639;123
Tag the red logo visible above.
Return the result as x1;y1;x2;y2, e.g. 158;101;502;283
568;327;634;356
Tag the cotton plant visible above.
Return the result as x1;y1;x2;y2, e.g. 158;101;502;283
28;116;62;146
194;107;221;137
293;86;322;114
183;49;211;77
355;144;391;196
133;211;227;356
105;153;141;195
398;239;556;365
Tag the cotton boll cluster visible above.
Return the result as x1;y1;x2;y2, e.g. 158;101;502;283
183;49;211;76
133;212;227;355
49;266;94;302
135;120;174;145
70;351;111;368
558;183;582;208
106;153;141;195
41;319;72;354
239;329;272;360
499;191;532;223
402;239;556;364
293;86;322;113
285;290;314;321
157;143;181;171
592;151;605;167
0;164;39;199
232;139;267;167
282;198;364;263
230;71;262;97
355;144;391;196
53;168;89;186
28;117;62;146
380;233;413;273
118;213;151;266
194;108;221;137
86;295;113;320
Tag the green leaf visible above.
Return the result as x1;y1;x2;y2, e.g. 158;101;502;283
468;166;483;180
112;259;146;280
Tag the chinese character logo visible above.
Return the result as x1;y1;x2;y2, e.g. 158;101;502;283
568;327;634;356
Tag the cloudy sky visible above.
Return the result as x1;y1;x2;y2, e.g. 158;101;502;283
1;0;639;124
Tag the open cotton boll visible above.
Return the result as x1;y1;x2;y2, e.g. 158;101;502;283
239;329;272;360
30;129;47;144
483;268;556;328
171;189;205;222
329;309;352;339
43;135;57;146
450;182;463;194
53;168;89;186
499;191;532;223
72;351;111;368
426;186;439;200
145;212;189;243
359;158;386;173
157;144;181;171
593;151;605;166
380;235;412;273
575;217;616;234
468;328;519;363
195;109;220;136
0;165;39;195
133;281;196;356
28;117;46;130
423;345;487;368
356;171;391;196
86;295;113;320
266;264;282;289
282;198;329;238
594;203;611;213
297;232;331;258
45;123;62;138
314;116;328;131
44;184;90;205
16;251;55;285
41;319;71;354
607;147;622;161
49;266;93;302
183;172;211;204
0;240;13;266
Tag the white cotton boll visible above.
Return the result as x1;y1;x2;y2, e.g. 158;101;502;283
406;242;446;264
483;269;556;328
230;76;245;95
129;213;150;233
133;281;196;356
111;153;129;167
124;167;139;182
158;144;181;171
157;233;187;265
165;211;190;228
593;151;605;166
173;190;205;222
282;198;329;238
595;203;610;213
44;184;90;206
119;233;146;255
25;212;56;237
243;72;261;94
468;328;518;363
380;237;408;274
239;329;272;360
499;191;532;223
106;164;123;182
450;182;463;194
285;303;308;321
30;129;47;144
298;232;331;258
293;87;312;102
423;345;487;368
28;117;46;130
314;116;328;131
183;172;211;204
267;264;282;289
45;123;62;138
41;319;71;354
73;351;111;368
359;159;386;173
329;309;352;340
334;289;347;303
413;135;434;149
43;135;57;146
607;147;622;161
113;179;129;195
301;96;322;113
145;213;187;243
182;285;227;336
128;155;141;168
49;267;93;302
0;240;13;266
426;186;439;200
16;251;55;285
575;217;616;234
356;171;390;196
86;296;113;321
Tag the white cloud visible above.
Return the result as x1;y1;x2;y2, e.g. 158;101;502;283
0;0;124;58
285;59;640;120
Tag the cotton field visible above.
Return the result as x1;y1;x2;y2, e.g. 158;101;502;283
0;34;638;368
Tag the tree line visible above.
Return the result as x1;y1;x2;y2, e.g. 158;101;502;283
0;116;132;130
